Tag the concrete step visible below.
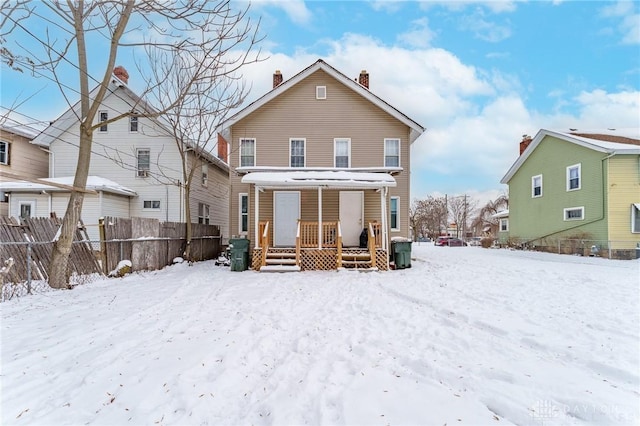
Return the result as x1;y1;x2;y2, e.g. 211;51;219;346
260;265;301;273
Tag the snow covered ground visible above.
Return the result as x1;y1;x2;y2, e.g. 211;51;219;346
2;244;639;425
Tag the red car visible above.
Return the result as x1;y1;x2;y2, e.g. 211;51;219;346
435;236;467;246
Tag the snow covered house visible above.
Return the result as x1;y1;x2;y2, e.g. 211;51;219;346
0;121;48;216
1;68;230;242
501;129;640;259
221;59;425;271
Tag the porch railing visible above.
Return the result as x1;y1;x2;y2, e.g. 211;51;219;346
259;221;270;268
298;221;339;248
336;222;342;268
368;222;378;269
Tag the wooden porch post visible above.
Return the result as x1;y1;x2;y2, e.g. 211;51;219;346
254;185;260;248
381;186;388;251
318;187;323;249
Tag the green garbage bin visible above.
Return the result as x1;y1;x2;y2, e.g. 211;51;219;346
391;239;412;269
229;238;250;271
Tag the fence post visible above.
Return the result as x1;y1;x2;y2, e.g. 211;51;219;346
98;218;108;275
27;242;32;295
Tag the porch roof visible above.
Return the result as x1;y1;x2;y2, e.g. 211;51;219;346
241;171;396;189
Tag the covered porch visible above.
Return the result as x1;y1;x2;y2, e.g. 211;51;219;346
240;171;396;271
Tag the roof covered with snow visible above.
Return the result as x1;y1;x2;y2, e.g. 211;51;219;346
0;176;137;197
241;171;396;189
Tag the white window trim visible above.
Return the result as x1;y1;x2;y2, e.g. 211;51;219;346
566;163;581;191
334;138;351;168
143;200;161;210
18;200;35;219
239;193;249;235
316;86;326;100
289;138;306;168
563;206;584;221
384;138;401;168
532;174;543;198
99;110;108;132
129;116;139;133
390;196;400;231
239;138;256;167
136;148;151;178
201;163;208;186
0;140;9;165
198;203;210;224
631;203;640;233
499;218;509;232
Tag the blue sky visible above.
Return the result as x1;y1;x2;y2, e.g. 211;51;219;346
2;0;639;206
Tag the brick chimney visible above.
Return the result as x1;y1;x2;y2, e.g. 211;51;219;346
273;70;283;88
358;70;369;89
217;133;229;163
113;66;129;84
519;134;533;155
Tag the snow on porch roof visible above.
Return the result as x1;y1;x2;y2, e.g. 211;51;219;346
241;171;396;188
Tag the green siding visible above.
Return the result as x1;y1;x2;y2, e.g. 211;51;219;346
507;135;608;242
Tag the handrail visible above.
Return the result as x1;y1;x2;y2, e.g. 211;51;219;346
336;221;343;268
260;221;270;267
368;222;377;269
295;220;301;266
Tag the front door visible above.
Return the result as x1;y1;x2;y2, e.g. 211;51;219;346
274;191;300;247
339;191;363;247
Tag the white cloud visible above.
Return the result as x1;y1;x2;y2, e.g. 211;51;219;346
600;1;640;45
420;1;518;14
251;0;312;25
397;17;437;48
458;13;512;42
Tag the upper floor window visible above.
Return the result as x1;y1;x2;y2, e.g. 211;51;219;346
532;175;542;198
390;196;399;231
632;203;640;233
316;86;326;100
384;138;400;167
240;138;255;167
0;141;9;165
198;203;210;224
130;116;138;132
564;206;584;221
567;164;581;191
137;148;150;177
201;164;208;186
239;193;248;234
334;138;350;168
290;138;305;168
99;111;108;132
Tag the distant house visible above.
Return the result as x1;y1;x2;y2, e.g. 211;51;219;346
500;129;640;259
220;59;425;271
1;68;230;242
0;122;48;216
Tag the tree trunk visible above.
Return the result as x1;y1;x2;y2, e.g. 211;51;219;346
183;183;192;261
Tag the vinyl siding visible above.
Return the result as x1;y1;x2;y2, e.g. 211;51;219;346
607;155;640;249
508;135;608;242
229;68;412;242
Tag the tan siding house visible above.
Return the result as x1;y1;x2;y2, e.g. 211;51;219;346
0;124;48;216
223;60;424;271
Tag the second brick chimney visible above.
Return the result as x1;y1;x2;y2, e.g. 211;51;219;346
358;70;369;89
519;134;533;155
113;66;129;84
273;70;283;88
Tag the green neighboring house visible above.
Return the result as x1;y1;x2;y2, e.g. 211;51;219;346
500;129;640;259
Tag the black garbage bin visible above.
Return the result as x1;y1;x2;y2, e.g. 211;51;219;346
391;239;412;269
229;238;250;271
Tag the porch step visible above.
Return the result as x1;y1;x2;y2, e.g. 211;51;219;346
341;250;373;270
260;265;301;273
265;258;297;265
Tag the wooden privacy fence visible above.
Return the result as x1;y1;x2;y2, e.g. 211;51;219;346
100;216;221;274
0;216;102;285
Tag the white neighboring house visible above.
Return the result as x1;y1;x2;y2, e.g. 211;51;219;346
2;68;230;242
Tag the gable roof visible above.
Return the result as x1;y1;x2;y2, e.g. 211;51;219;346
220;59;425;143
31;75;229;172
501;128;640;184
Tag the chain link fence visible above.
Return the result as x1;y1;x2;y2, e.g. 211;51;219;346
495;237;640;260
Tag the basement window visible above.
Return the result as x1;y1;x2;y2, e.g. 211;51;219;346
564;206;584;221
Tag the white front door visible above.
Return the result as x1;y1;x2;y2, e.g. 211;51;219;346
339;191;363;247
274;191;300;247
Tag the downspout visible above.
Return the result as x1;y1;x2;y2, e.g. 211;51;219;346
382;187;389;251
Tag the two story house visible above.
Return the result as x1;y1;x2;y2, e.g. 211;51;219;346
500;129;640;259
0;121;48;216
221;59;425;271
1;68;230;242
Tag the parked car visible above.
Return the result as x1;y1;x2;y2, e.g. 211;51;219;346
467;237;482;246
435;236;467;247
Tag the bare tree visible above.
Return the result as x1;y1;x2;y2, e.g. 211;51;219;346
471;194;509;236
448;195;478;238
410;196;448;240
1;1;261;288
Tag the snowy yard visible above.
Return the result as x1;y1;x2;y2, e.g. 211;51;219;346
1;244;639;425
